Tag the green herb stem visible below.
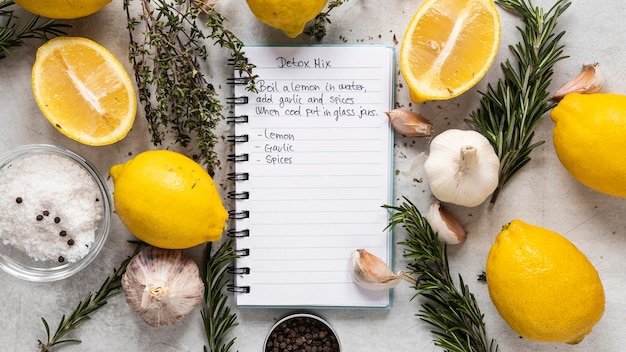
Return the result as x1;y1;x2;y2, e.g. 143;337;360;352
0;0;69;59
304;0;349;41
37;244;142;352
385;198;498;352
201;239;240;352
467;0;570;203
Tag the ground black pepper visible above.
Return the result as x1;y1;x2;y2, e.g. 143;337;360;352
265;316;340;352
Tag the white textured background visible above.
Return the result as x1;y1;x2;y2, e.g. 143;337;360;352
1;0;625;351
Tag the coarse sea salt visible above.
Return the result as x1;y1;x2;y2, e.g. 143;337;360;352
0;153;103;263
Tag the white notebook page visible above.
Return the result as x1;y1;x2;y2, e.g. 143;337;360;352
231;45;394;308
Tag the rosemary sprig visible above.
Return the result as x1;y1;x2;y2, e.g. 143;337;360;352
0;0;69;59
304;0;348;41
201;239;240;352
385;197;498;352
466;0;570;203
37;244;142;352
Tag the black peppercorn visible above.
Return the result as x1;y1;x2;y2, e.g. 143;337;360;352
67;239;75;246
36;214;43;221
15;197;23;204
54;216;61;223
59;230;67;237
265;316;339;352
58;256;65;263
43;210;50;216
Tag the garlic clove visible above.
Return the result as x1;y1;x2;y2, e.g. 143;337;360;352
351;248;403;290
426;201;467;244
552;63;605;101
122;246;205;328
385;109;433;137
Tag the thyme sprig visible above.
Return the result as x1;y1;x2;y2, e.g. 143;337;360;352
385;197;498;352
304;0;348;41
201;239;240;352
124;0;218;172
196;1;257;92
467;0;570;203
0;0;69;59
37;244;142;352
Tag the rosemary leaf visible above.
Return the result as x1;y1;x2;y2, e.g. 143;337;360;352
303;0;348;41
0;0;69;59
202;239;240;352
385;197;498;352
37;244;142;352
466;0;570;203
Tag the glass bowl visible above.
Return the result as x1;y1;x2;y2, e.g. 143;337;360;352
263;313;341;352
0;144;111;282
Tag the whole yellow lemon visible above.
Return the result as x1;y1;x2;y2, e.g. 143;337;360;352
110;150;228;249
245;0;328;38
551;93;626;198
15;0;111;19
486;220;605;344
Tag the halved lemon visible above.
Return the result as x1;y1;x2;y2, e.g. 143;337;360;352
32;37;137;146
400;0;501;103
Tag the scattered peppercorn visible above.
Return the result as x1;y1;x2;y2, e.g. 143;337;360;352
265;316;340;352
67;239;75;246
54;216;61;223
15;197;23;204
36;214;43;221
58;256;65;263
43;210;50;216
59;230;67;237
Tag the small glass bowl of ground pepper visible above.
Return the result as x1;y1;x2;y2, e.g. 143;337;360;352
0;144;111;282
264;313;341;352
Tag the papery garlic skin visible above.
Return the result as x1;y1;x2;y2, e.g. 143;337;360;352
427;201;467;244
385;109;433;137
351;248;402;290
122;246;204;328
553;63;605;101
424;129;500;207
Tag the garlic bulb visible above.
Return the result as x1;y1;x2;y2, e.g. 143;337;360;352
122;246;204;328
385;109;433;137
424;129;500;207
426;201;467;244
350;248;415;290
553;63;605;100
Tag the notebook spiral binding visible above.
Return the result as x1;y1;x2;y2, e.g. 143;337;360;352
227;84;251;294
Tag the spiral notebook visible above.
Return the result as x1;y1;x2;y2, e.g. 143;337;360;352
227;45;394;308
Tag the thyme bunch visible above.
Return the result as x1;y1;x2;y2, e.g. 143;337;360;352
125;0;221;171
201;239;239;352
467;0;570;203
304;0;348;41
37;244;142;352
0;0;68;59
385;198;498;352
196;1;257;91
